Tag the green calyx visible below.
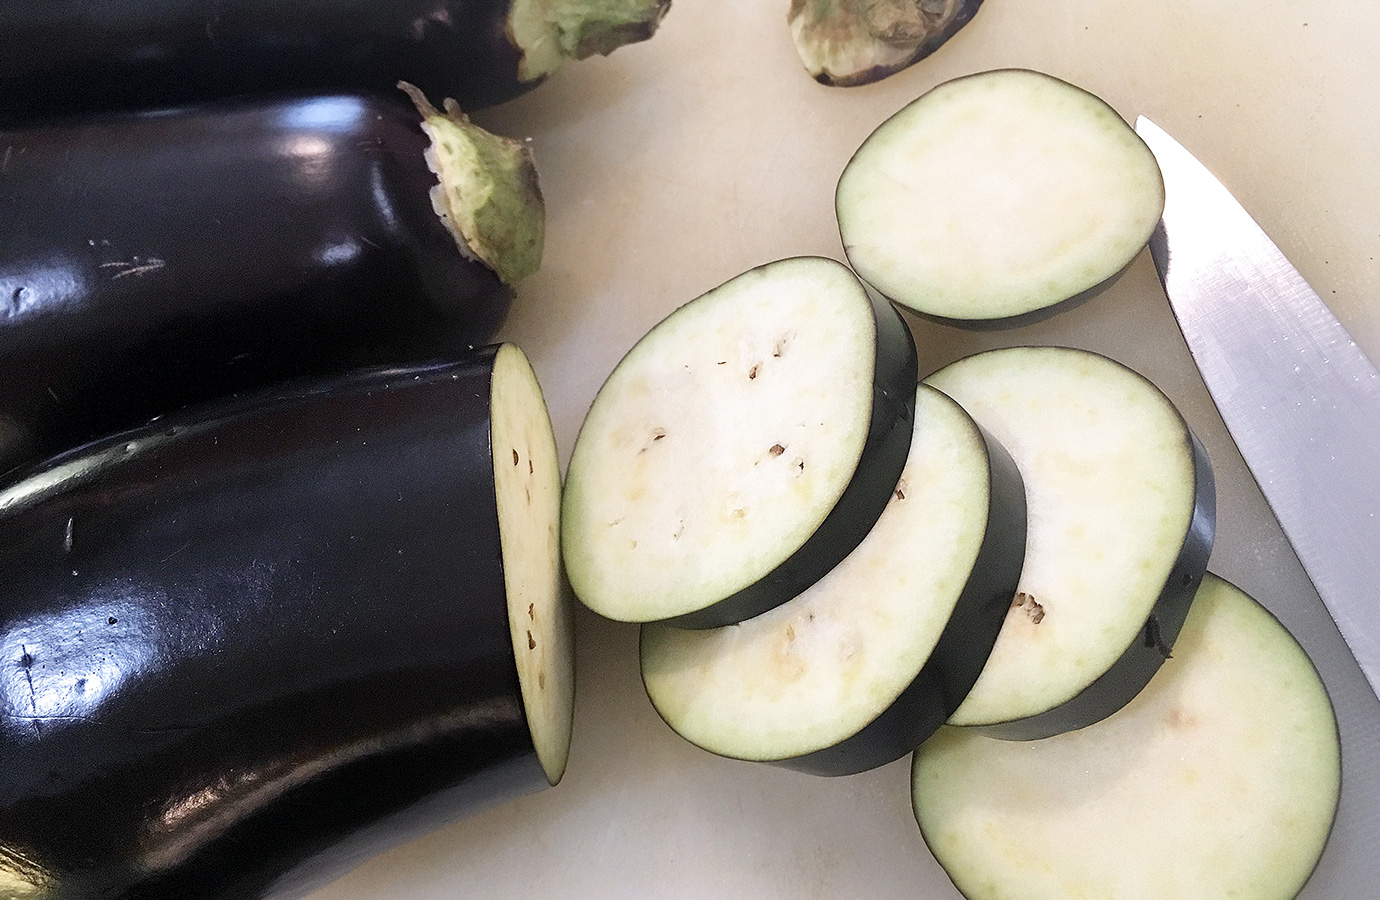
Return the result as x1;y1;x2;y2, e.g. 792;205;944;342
401;82;545;286
508;0;672;82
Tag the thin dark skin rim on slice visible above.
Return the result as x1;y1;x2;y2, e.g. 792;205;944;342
739;416;1026;776
969;427;1214;740
661;273;919;630
926;345;1217;739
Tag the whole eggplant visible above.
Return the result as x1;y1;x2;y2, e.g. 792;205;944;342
0;348;571;900
0;0;671;123
0;89;542;477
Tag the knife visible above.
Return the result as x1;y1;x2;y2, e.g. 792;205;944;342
1135;116;1380;702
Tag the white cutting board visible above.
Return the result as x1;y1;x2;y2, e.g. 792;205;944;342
311;2;1380;897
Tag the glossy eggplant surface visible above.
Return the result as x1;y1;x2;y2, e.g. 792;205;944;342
0;0;670;122
0;92;512;477
0;353;551;900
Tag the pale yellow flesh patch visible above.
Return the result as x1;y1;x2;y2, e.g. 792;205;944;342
838;69;1164;320
912;574;1340;900
926;347;1197;726
641;386;988;760
562;258;877;623
491;343;573;785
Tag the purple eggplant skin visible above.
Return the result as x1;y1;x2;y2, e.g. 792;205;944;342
2;0;537;122
0;91;510;479
0;352;541;900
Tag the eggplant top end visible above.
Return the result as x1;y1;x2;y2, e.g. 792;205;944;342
402;83;545;286
507;0;673;82
788;0;982;86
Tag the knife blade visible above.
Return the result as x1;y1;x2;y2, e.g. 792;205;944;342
1135;115;1380;702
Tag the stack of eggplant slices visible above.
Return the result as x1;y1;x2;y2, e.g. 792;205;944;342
564;70;1340;900
0;2;670;899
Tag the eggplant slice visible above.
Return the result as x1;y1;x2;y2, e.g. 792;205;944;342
926;346;1214;738
837;69;1164;327
788;0;984;87
0;90;540;477
562;257;918;628
0;346;572;900
912;574;1340;900
0;0;671;121
640;385;1025;776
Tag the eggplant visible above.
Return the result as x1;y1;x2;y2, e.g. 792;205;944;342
836;69;1165;328
788;0;984;87
911;574;1340;900
561;257;918;629
925;346;1214;739
0;0;671;123
0;89;542;477
0;346;573;900
640;385;1026;776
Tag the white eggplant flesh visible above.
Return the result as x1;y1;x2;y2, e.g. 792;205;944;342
912;573;1341;900
926;346;1214;737
640;386;1025;775
491;343;575;784
562;257;917;628
836;68;1165;327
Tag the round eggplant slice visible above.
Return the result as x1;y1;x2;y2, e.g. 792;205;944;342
788;0;984;88
0;90;541;477
836;69;1165;327
0;0;671;122
912;574;1340;900
925;346;1214;738
640;385;1025;776
562;257;918;628
0;346;573;900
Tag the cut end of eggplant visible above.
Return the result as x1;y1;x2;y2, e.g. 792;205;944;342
402;82;545;286
927;347;1212;734
787;0;983;87
837;69;1164;325
563;257;915;627
508;0;673;82
912;574;1340;900
641;385;1023;774
492;344;574;786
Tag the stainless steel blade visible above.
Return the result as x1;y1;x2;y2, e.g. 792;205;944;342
1136;116;1380;700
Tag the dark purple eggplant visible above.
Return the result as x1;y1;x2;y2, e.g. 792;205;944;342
0;0;671;123
0;89;542;477
0;346;572;900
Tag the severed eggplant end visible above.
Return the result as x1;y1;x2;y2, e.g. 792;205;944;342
401;82;545;287
787;0;983;87
509;0;673;83
491;344;574;786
